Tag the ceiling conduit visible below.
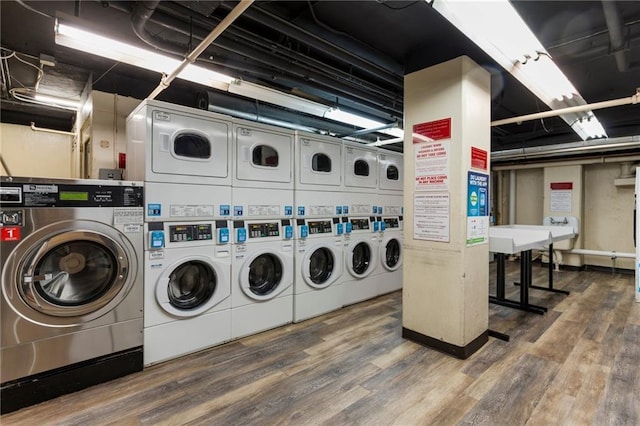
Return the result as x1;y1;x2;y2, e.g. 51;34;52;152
196;90;371;138
146;0;254;100
117;1;403;118
602;0;630;72
217;2;403;88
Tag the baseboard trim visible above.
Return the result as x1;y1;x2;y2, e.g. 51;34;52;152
402;328;488;359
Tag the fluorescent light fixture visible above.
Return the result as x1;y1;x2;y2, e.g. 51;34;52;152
228;80;331;116
34;92;80;109
432;0;607;140
571;115;607;140
55;18;233;91
324;108;404;138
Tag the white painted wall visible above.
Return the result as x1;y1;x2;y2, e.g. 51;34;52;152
0;123;72;178
88;91;140;178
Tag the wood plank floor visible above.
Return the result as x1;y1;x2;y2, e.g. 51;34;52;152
3;261;639;425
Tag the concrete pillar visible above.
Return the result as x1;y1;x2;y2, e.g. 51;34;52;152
402;56;491;359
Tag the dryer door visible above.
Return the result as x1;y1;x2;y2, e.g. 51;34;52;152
239;250;292;300
235;124;293;185
298;137;342;187
4;222;138;326
151;111;231;180
156;256;229;317
302;245;341;289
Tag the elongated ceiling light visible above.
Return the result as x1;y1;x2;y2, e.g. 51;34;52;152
431;0;607;140
54;15;404;140
55;18;234;91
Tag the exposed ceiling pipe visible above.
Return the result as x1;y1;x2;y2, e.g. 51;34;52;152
131;0;183;56
196;90;371;139
491;91;640;127
114;1;403;118
147;0;254;100
218;2;403;89
601;0;629;72
492;135;640;163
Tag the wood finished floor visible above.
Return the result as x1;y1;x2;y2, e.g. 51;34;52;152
3;261;640;425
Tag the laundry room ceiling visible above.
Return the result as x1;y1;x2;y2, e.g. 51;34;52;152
1;1;639;152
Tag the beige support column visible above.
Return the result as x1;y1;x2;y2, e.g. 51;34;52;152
402;56;491;359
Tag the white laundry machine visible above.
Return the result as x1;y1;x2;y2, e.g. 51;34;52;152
341;215;380;306
144;220;232;366
232;119;294;220
343;140;380;219
0;177;144;414
126;99;233;222
374;149;404;295
294;131;344;218
371;214;404;296
231;218;294;339
293;217;344;322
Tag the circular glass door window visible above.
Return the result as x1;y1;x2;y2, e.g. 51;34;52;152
352;242;371;275
167;261;216;310
385;239;401;268
249;254;283;295
32;241;118;306
309;248;334;285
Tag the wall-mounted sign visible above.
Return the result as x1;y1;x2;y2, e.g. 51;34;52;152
413;118;451;141
550;182;573;212
466;171;489;246
471;146;488;170
414;141;449;190
414;192;450;242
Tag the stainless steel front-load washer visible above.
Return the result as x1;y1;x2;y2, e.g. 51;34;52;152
0;177;144;414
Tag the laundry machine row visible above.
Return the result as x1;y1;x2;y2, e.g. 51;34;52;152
0;177;145;414
124;100;403;341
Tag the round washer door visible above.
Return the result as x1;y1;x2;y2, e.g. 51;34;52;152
156;255;229;317
302;244;342;289
2;220;139;327
239;249;292;301
346;240;377;279
380;237;402;272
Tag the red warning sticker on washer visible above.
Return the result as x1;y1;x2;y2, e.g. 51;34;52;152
1;226;21;241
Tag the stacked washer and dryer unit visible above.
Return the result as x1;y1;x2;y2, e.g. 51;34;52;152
293;132;345;322
126;100;234;366
372;149;404;296
0;177;145;413
341;141;381;306
230;119;295;339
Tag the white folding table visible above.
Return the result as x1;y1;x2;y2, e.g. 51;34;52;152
489;226;553;315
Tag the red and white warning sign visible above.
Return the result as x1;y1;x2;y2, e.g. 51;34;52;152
1;226;21;242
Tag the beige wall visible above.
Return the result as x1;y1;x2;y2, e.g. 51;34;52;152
515;168;544;225
497;160;636;271
0;123;72;178
584;163;635;270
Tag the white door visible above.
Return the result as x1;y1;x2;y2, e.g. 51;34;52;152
344;144;377;190
235;123;293;185
297;136;342;187
378;151;403;192
151;111;231;180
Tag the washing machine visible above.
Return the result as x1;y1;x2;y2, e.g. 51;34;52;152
232;119;294;220
126;99;233;222
375;149;404;295
143;220;231;366
293;217;344;322
294;131;344;218
371;214;404;295
0;177;144;414
341;215;380;306
231;219;294;339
